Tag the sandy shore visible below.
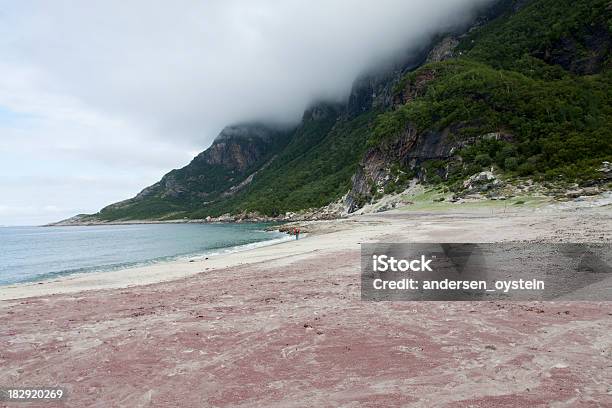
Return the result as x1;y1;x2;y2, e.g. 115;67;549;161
3;204;610;302
1;205;611;406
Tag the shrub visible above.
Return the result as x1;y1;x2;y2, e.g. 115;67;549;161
504;157;519;171
475;153;493;167
517;162;536;176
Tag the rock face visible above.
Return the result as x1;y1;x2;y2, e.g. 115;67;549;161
346;45;432;117
98;123;291;217
192;123;288;171
426;36;459;63
345;124;477;212
345;127;419;212
344;124;519;211
534;22;612;75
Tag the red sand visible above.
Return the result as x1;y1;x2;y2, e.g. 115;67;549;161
1;247;611;407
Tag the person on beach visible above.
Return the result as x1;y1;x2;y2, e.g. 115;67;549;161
296;228;300;240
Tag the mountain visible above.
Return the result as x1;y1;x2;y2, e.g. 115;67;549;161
95;123;292;220
70;0;612;224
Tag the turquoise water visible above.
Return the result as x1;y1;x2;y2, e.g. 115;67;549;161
0;223;286;285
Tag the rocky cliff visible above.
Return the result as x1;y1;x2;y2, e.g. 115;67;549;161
96;123;291;220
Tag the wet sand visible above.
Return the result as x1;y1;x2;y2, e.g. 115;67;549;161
1;206;611;407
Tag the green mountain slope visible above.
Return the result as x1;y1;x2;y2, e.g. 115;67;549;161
195;108;376;217
348;0;611;206
85;0;611;223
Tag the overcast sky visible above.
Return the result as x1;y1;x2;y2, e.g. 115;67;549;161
0;0;492;225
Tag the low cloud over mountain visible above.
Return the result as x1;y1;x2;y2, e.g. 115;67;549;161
0;0;493;224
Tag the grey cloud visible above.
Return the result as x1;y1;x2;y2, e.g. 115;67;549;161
2;0;494;146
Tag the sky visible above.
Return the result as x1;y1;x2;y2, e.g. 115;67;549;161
0;0;492;225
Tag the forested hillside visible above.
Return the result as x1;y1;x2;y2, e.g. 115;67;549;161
77;0;611;223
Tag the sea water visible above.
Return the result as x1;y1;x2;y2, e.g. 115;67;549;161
0;223;287;285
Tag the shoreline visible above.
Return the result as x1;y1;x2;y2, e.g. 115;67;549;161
42;218;284;227
2;204;610;301
0;229;295;301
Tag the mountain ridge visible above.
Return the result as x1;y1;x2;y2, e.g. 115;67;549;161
55;0;612;225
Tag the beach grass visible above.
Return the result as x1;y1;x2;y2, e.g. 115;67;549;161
397;187;551;212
